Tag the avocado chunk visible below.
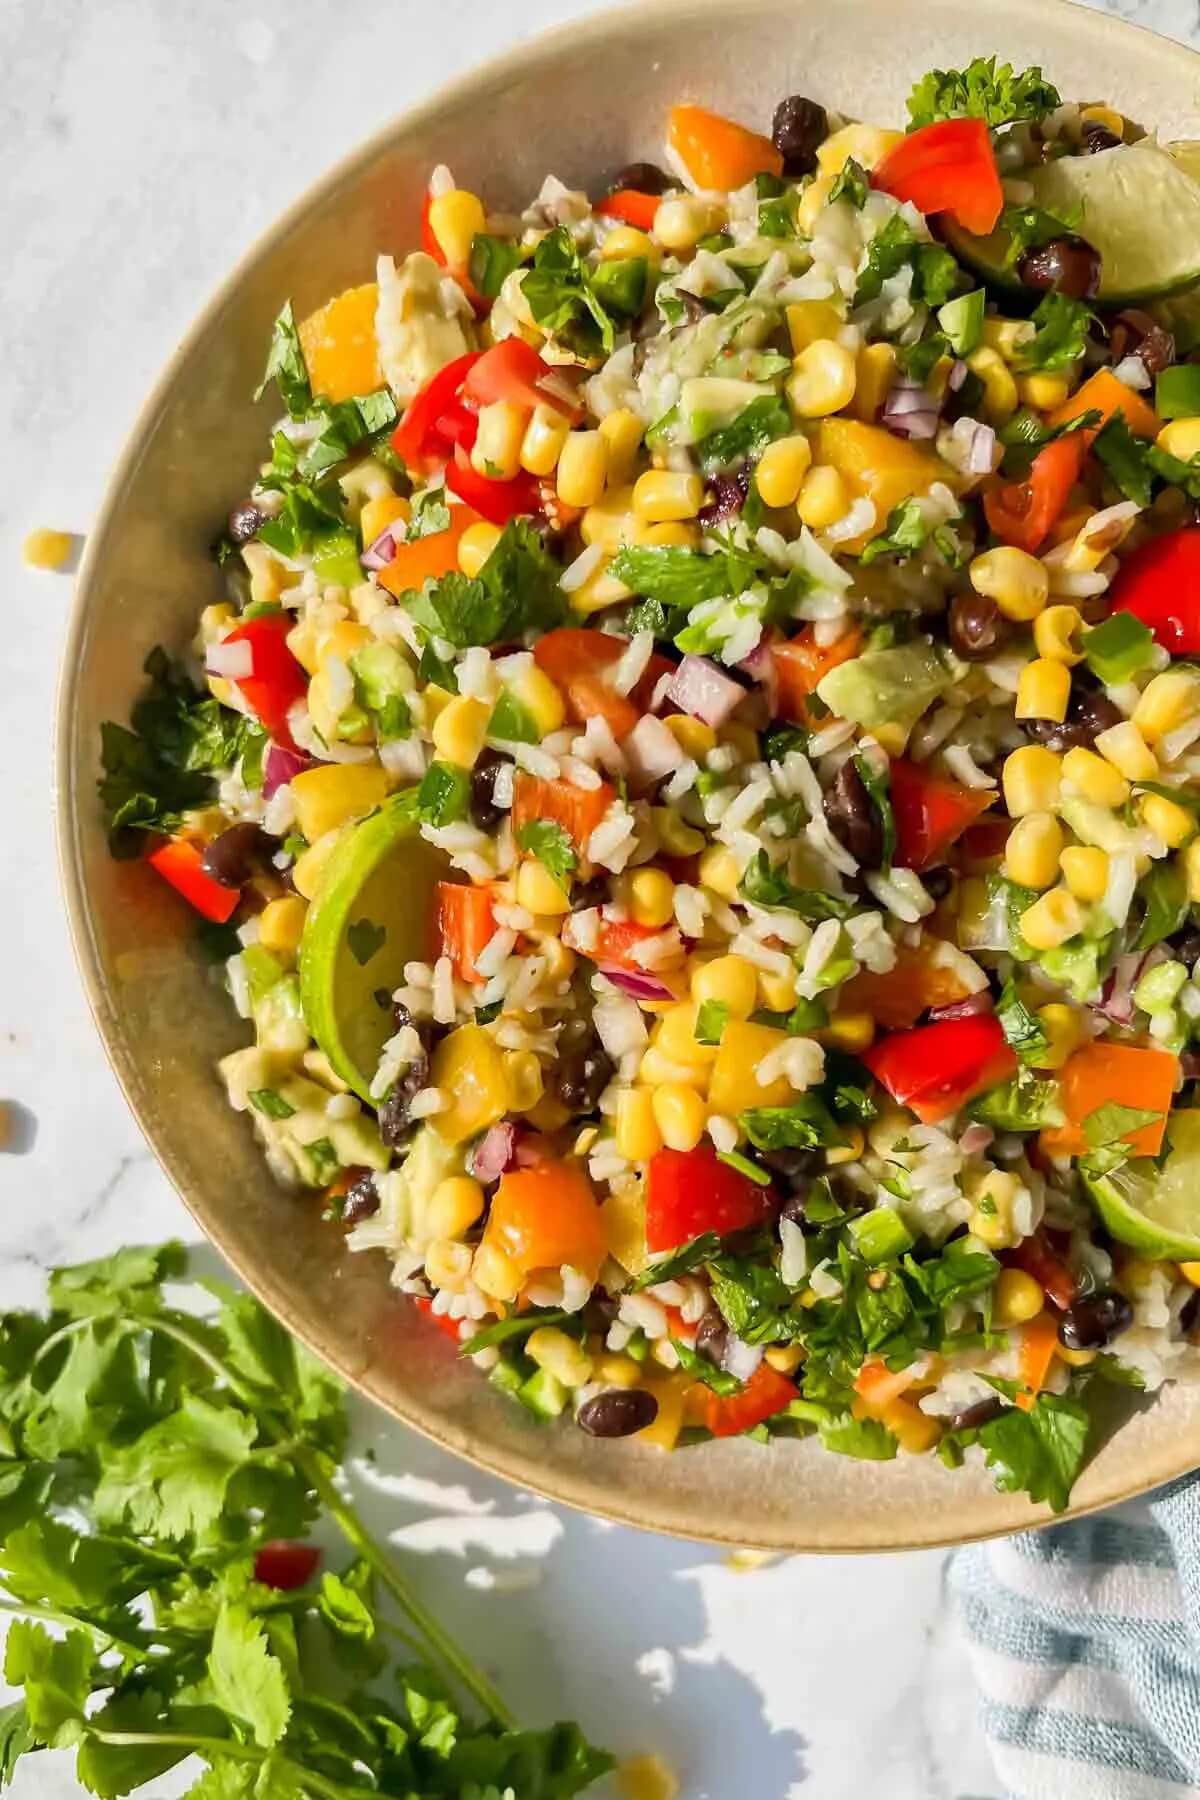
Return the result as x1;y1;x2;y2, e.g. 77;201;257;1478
816;639;950;734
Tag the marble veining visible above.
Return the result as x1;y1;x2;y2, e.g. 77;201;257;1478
3;0;1196;1791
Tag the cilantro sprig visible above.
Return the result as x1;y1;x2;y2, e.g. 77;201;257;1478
0;1244;611;1799
906;57;1061;130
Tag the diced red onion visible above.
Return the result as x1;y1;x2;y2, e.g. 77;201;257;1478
1093;951;1146;1025
928;991;994;1021
1182;1053;1200;1082
882;381;940;440
664;655;745;729
263;743;315;798
625;713;685;787
513;1134;551;1168
470;1122;519;1183
205;639;255;680
361;528;398;571
722;1335;764;1382
597;964;677;1002
959;1122;995;1156
534;371;584;420
948;359;968;393
966;421;998;474
884;408;939;440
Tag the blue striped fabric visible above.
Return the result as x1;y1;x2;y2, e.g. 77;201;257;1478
950;1475;1200;1797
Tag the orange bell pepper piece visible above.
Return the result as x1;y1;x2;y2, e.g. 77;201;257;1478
838;941;976;1031
298;283;383;402
511;771;616;855
852;1360;918;1420
1015;1312;1059;1412
1049;367;1162;443
667;104;783;192
376;510;479;598
984;432;1086;554
1039;1042;1179;1160
481;1159;607;1283
772;624;863;725
436;881;496;984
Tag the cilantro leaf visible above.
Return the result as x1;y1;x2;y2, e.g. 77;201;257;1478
407;518;565;646
458;1309;571;1356
517;820;577;884
907;57;1061;129
855;214;918;305
522;226;622;355
1000;200;1084;267
707;1253;800;1345
208;1604;291;1748
1018;291;1094;373
695;999;730;1046
1092;413;1154;506
298;390;398;482
3;1621;90;1749
406;487;453;540
695;397;790;477
976;1389;1091;1513
969;1066;1064;1133
611;542;759;606
1132;858;1190;953
741;1098;842;1151
669;1338;743;1396
253;300;312;417
628;1233;723;1292
417;761;471;827
996;977;1050;1065
829;159;869;209
817;1412;898;1460
1083;1101;1163;1149
94;1394;258;1539
738;849;854;921
469;232;526;299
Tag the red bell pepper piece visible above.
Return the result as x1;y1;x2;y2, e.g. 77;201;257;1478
890;757;996;871
445;450;541;528
645;1144;771;1253
984;432;1085;554
462;338;580;419
532;628;672;726
147;838;240;924
391;351;483;474
435;400;480;452
702;1363;797;1439
420;190;444;264
595;189;662;231
863;1014;1017;1125
254;1541;321;1591
1109;528;1200;654
436;880;496;983
1003;1231;1078;1313
414;1294;465;1344
222;613;309;748
511;771;616;854
872;118;1003;235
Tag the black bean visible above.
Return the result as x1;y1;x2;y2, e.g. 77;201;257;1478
607;160;672;197
200;822;269;888
1173;930;1200;971
227;500;264;545
1179;1288;1200;1338
1108;308;1176;379
1023;686;1122;752
758;1145;820;1194
948;591;1011;662
825;759;883;868
699;466;751;525
378;1040;431;1148
1058;1289;1134;1351
570;875;611;912
1017;235;1102;300
341;1172;380;1226
391;999;413;1034
694;1311;730;1368
771;94;828;176
922;867;954;903
947;1395;1005;1433
576;1388;659;1437
1082;121;1122;153
469;749;511;832
556;1044;614;1115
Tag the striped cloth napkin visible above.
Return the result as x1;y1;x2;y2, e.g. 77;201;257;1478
950;1475;1200;1797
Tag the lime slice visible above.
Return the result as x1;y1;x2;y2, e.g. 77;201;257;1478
298;791;443;1101
943;140;1200;304
1084;1110;1200;1259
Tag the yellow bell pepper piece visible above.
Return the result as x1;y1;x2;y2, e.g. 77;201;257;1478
430;1024;512;1145
601;1187;649;1275
298;283;383;402
814;418;958;552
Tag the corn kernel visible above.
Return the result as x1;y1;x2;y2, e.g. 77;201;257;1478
21;527;74;570
690;954;758;1017
882;1396;942;1455
631;519;701;550
360;492;410;550
757;968;798;1011
243;541;295;608
720;721;759;763
1034;604;1085;667
291;829;342;900
557;429;609;509
1062;745;1129;809
471;399;526;482
970;546;1049;621
655;1003;718;1068
824;1011;876;1053
816;122;903;174
503;1050;546;1113
627;866;677;928
1094;720;1158;783
1003;745;1063;817
966;346;1019;425
1057;1344;1099;1368
660;713;716;762
527;1326;593;1388
425;1239;474;1295
1134;670;1200;742
795;175;836;234
1156;419;1200;462
826;1126;865;1166
1185;837;1200;903
457;520;502;578
785;299;843;353
596;1353;642;1388
1004;812;1064;890
516;857;572;915
615;1088;664;1161
1016;658;1071;724
697;845;741;899
1178;1261;1200;1288
472;1242;521;1302
519;403;572;477
1017;372;1071;411
339;456;395;514
755;434;813;508
1020;886;1085;951
1140;791;1196;849
428;1175;486;1241
291;763;390;843
431;693;491;769
652;1082;707;1152
511;663;566;736
1061;503;1139;575
764;1344;805;1375
787;339;857;419
796;464;849;530
632;469;705;522
654;195;723;253
422;683;455;726
597;408;645;485
966;1169;1020;1248
601;223;659;263
1059;845;1110;903
652;806;706;856
637;1046;709;1090
427;188;486;267
257;895;308;961
981;317;1036;363
1034;1001;1085;1071
848;342;897;422
993;1269;1045;1327
567;555;631;617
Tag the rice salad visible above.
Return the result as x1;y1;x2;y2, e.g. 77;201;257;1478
101;61;1200;1512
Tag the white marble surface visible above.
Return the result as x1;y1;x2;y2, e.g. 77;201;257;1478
3;0;1197;1793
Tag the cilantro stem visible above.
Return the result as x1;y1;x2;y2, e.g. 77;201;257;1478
0;1596;146;1660
86;1732;363;1800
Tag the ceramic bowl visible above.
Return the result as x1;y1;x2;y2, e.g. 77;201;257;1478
58;0;1200;1550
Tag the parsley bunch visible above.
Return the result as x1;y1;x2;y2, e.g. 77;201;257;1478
906;57;1061;130
0;1244;611;1799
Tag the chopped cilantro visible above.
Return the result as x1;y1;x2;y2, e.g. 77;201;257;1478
517;820;577;885
738;850;854;921
829;159;869;209
417;760;471;826
907;57;1061;129
406;518;565;646
695;999;730;1046
1017;291;1094;373
695;397;791;477
248;1088;295;1121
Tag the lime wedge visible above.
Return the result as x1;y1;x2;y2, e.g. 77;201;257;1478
298;791;442;1101
943;140;1200;305
1084;1110;1200;1259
